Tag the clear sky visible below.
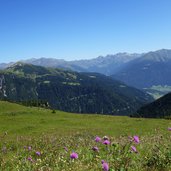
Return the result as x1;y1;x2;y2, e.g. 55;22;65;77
0;0;171;63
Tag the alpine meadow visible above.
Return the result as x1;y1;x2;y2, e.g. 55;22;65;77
0;0;171;171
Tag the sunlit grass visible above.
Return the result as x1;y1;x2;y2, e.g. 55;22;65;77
0;101;171;170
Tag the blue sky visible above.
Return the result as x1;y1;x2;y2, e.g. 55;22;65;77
0;0;171;62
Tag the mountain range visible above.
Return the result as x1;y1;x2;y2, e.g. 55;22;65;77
24;49;171;98
1;49;171;118
113;49;171;89
1;49;171;92
0;63;152;115
0;53;141;75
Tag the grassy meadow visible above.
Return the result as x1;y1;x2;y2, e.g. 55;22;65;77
0;101;171;170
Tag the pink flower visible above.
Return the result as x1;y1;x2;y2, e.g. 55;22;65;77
95;136;101;142
36;151;41;156
102;162;109;171
101;160;105;164
168;127;171;131
103;140;110;145
92;146;99;152
70;152;78;159
133;136;140;144
28;146;32;151
131;146;137;153
28;157;33;162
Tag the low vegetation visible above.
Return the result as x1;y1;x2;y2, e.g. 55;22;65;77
0;101;171;170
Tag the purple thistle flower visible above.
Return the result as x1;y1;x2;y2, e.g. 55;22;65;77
133;136;140;144
102;162;109;171
101;160;105;164
28;157;33;162
131;146;137;153
36;151;41;156
28;146;32;151
168;127;171;131
95;136;101;142
103;140;110;145
92;146;99;152
70;152;78;159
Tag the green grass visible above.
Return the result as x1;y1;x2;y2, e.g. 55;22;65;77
0;101;170;138
0;101;171;170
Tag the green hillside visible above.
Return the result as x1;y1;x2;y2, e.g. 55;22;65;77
135;92;171;118
0;101;170;170
0;101;169;137
0;63;153;115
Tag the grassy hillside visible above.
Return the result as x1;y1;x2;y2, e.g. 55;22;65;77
0;101;169;138
0;101;170;170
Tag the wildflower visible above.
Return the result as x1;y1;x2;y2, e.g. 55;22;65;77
103;140;110;145
131;146;137;153
168;127;171;131
28;157;33;162
133;136;140;144
36;151;41;156
101;160;105;164
102;162;109;171
28;146;32;151
92;146;99;152
70;152;78;159
95;136;101;142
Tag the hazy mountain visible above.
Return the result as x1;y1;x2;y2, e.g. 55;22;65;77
0;53;141;75
2;49;171;99
134;92;171;118
0;62;14;70
68;53;141;75
0;63;152;115
112;49;171;89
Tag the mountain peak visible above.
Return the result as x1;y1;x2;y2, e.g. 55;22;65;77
7;62;27;69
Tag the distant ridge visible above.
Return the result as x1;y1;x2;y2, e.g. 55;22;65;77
0;52;142;75
112;49;171;88
0;63;152;115
1;49;171;99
